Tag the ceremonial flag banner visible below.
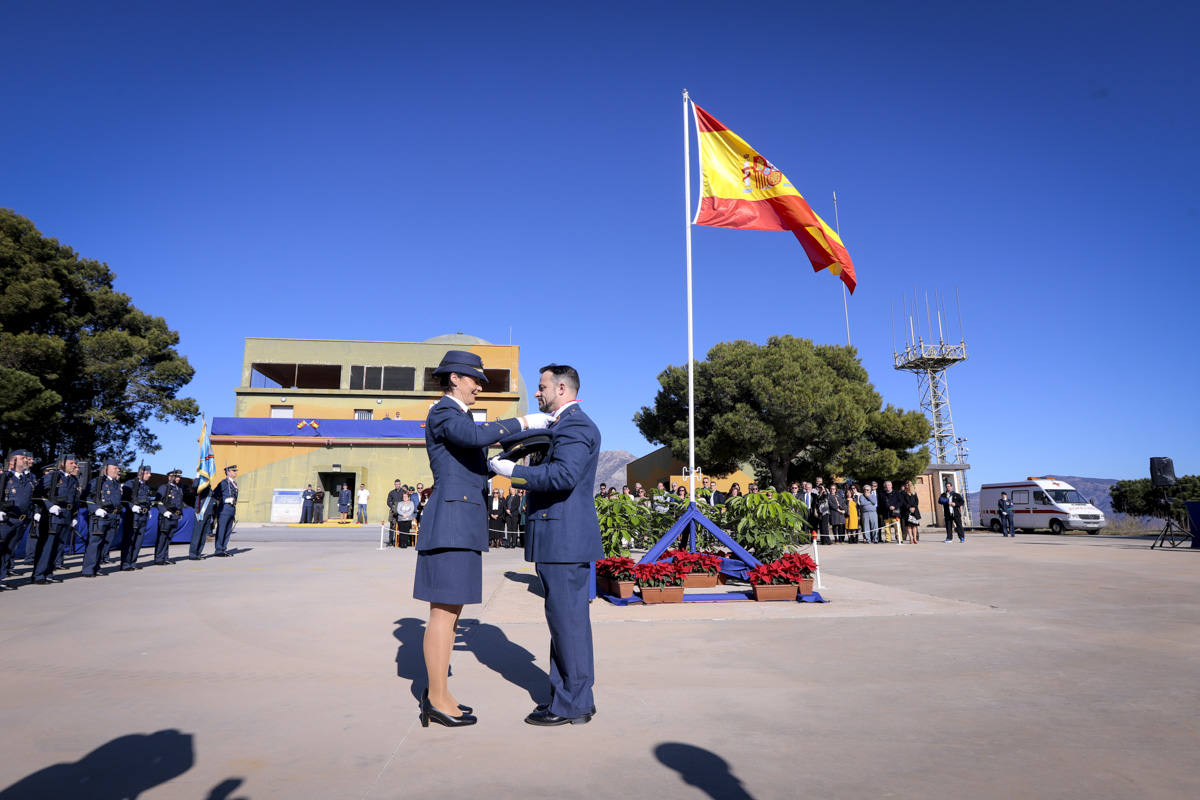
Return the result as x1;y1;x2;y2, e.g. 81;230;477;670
692;103;857;293
195;416;215;495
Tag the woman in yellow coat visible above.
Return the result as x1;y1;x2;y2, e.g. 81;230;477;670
846;483;859;541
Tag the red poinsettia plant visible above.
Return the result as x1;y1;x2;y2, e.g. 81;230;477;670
778;552;817;578
668;550;724;576
634;560;689;588
595;556;637;582
745;561;800;586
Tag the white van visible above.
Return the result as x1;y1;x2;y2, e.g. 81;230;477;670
979;477;1106;535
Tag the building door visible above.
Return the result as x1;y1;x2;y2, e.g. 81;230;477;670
319;471;356;520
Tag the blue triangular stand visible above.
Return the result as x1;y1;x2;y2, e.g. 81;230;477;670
639;503;762;574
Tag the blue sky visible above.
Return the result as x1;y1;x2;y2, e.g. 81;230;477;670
3;0;1197;488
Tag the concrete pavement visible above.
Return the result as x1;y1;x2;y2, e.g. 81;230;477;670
0;532;1197;799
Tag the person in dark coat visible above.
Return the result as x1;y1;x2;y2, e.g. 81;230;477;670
901;480;921;544
490;364;604;726
939;480;966;542
337;484;351;520
828;485;847;543
34;454;79;583
414;350;549;728
487;488;507;548
504;488;523;548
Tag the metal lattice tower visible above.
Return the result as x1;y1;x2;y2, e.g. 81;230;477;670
893;290;969;466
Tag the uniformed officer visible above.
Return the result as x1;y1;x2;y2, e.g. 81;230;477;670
211;465;238;557
0;449;39;590
33;454;80;584
120;465;155;571
82;459;124;577
153;469;184;565
300;484;316;524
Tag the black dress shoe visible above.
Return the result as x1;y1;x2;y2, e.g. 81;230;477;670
0;584;17;591
46;576;64;583
525;709;593;726
535;703;596;716
419;689;477;728
82;573;98;578
32;579;50;585
188;556;203;561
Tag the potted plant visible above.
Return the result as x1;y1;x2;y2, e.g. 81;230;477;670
668;549;724;588
745;560;800;601
634;560;687;604
595;556;637;598
778;552;818;596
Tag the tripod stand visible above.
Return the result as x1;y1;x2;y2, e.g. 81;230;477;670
1150;489;1194;549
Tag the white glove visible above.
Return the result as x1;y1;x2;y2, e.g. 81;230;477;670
49;505;61;515
0;511;5;521
488;457;515;477
224;497;234;505
34;513;41;522
161;511;172;519
132;505;142;514
521;412;553;430
72;519;78;528
95;509;107;518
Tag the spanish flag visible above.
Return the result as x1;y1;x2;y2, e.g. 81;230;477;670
692;104;857;293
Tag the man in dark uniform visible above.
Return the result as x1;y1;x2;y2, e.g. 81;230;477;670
120;465;154;571
491;364;604;726
385;479;405;546
211;465;238;557
300;484;316;524
153;469;184;564
337;483;351;520
83;459;123;577
0;449;39;590
33;454;80;584
940;480;966;543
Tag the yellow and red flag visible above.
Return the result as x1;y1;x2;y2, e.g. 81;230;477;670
692;104;857;293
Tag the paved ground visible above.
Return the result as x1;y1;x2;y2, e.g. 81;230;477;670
0;531;1197;799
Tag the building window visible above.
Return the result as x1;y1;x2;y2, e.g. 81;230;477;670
270;405;294;418
354;409;373;420
251;363;341;389
350;365;416;391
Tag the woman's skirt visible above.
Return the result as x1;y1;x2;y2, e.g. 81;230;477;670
413;547;482;605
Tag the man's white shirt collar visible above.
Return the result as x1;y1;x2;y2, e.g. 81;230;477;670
445;394;470;414
551;400;580;421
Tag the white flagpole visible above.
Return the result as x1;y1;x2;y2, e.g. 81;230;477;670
683;89;696;503
833;190;850;347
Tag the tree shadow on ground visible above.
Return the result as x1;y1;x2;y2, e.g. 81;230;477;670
0;728;228;800
503;570;544;596
654;742;755;800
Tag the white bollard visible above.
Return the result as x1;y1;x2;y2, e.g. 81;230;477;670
378;521;388;550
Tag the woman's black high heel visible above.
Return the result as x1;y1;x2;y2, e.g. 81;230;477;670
420;688;477;728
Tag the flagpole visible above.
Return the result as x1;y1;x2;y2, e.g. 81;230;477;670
683;89;696;503
834;191;850;346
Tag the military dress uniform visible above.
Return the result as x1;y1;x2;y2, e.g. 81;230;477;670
34;458;80;583
154;470;184;564
83;461;124;577
0;451;39;589
414;351;525;605
121;471;156;570
211;470;238;556
300;487;316;524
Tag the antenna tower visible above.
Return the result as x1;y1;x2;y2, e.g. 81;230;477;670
893;289;971;519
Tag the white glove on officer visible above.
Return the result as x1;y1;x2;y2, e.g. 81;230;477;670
94;509;107;518
488;457;515;477
34;512;41;522
49;505;61;515
132;505;142;514
521;412;553;430
0;511;5;522
72;519;78;528
224;497;234;504
161;511;172;519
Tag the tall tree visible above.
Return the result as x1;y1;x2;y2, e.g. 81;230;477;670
1110;476;1200;519
634;335;931;489
0;209;198;462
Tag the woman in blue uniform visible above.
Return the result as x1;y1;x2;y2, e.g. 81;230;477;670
415;350;549;727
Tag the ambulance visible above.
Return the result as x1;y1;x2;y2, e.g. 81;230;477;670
978;477;1106;535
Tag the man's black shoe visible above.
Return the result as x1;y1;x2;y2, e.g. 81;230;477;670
525;708;593;726
534;703;596;716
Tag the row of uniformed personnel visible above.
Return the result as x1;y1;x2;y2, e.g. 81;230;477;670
0;451;239;591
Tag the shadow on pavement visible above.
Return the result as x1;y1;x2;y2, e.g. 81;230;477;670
503;570;544;597
393;617;429;705
459;618;550;706
654;742;755;800
0;728;204;799
205;776;250;799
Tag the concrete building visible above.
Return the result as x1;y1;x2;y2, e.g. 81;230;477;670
211;334;527;523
